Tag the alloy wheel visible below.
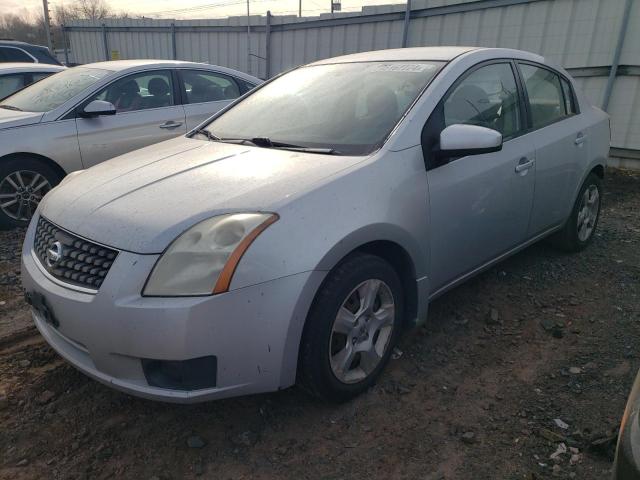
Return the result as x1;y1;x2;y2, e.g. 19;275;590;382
576;184;600;242
0;170;52;222
329;279;395;384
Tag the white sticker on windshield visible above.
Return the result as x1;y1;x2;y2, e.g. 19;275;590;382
368;63;435;73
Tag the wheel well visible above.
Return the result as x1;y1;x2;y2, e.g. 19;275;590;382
353;240;418;329
0;153;67;181
591;164;605;179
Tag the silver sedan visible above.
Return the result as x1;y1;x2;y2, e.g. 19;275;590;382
0;60;261;228
22;47;609;403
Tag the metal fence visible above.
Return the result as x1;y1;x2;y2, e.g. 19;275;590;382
64;0;640;160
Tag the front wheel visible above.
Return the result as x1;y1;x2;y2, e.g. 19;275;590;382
0;158;61;229
551;172;602;252
298;253;404;402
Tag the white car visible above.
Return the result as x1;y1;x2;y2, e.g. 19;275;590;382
0;60;261;228
0;63;65;100
22;47;609;403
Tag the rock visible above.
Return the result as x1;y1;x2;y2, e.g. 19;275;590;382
232;430;258;447
540;318;556;331
549;442;567;460
391;347;403;360
425;470;445;480
568;367;582;374
16;459;28;467
487;308;500;325
186;435;206;449
570;453;581;465
18;360;31;368
554;418;569;430
36;390;55;405
461;431;476;444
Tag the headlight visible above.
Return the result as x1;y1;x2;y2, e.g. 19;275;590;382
143;213;278;296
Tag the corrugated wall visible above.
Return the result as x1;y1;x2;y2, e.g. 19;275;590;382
66;0;640;153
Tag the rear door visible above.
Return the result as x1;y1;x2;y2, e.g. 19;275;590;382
516;62;587;235
76;69;186;168
425;61;536;292
178;69;246;130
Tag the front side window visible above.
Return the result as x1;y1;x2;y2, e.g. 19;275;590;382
0;67;110;112
89;70;175;113
30;72;54;83
519;64;566;129
0;74;25;99
181;70;240;104
205;61;443;155
443;63;521;139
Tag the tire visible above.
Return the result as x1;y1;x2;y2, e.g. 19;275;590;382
550;172;602;252
298;252;404;402
0;157;62;229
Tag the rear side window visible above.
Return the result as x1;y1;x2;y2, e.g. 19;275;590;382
560;77;576;115
443;62;521;139
0;73;25;99
519;64;567;129
0;47;33;63
180;70;241;104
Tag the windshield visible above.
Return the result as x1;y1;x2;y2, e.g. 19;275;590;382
0;67;110;112
205;61;443;155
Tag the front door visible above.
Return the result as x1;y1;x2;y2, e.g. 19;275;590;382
76;69;186;168
425;62;536;292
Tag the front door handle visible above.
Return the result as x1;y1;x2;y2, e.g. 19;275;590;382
575;133;587;146
159;121;183;129
515;157;535;173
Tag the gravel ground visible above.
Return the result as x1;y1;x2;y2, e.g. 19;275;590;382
0;168;639;480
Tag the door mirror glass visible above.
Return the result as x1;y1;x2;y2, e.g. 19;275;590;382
438;124;502;157
81;100;116;117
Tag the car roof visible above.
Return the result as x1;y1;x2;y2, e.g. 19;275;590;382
0;40;47;49
309;46;480;65
308;46;546;65
0;62;65;72
78;59;262;83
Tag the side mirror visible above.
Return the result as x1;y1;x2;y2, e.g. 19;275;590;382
80;100;116;118
437;124;502;158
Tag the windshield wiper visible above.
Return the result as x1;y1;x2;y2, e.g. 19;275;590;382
248;137;341;155
191;128;220;141
0;104;22;111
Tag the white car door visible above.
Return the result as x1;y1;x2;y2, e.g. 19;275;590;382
76;69;186;168
178;69;246;131
516;62;588;236
425;61;536;292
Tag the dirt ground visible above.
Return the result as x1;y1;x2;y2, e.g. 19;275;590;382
0;168;638;480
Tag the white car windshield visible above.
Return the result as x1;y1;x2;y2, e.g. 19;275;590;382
0;67;110;113
205;61;444;155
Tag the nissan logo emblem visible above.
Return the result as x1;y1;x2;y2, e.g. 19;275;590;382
46;241;63;268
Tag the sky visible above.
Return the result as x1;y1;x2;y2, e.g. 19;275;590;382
3;0;401;20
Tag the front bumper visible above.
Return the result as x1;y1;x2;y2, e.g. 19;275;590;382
613;370;640;479
21;220;323;403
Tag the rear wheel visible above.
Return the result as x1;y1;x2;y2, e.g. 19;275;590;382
298;253;403;402
0;158;61;229
551;172;602;252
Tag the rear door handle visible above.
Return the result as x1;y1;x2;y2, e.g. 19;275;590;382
515;157;535;173
575;133;587;145
159;121;183;129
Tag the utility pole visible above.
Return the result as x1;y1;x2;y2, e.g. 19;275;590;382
330;0;334;13
299;0;302;17
246;0;251;75
42;0;54;52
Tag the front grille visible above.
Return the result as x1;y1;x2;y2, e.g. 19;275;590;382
33;216;118;291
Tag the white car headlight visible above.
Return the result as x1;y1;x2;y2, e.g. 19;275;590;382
143;213;278;296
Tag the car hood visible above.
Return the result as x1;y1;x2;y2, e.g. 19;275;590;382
41;136;366;253
0;109;43;129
